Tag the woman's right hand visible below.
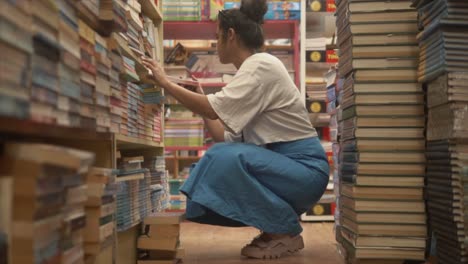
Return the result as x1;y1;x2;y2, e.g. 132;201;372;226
141;56;171;88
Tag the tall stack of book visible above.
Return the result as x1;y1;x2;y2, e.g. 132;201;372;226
125;0;145;57
100;0;128;32
95;33;112;132
336;0;427;262
0;1;32;119
109;37;125;134
79;19;98;130
116;156;148;231
84;167;118;262
30;0;60;124
4;143;94;264
58;0;82;127
412;0;468;263
138;212;185;264
127;82;142;138
143;156;170;212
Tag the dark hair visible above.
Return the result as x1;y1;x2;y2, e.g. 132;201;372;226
218;0;268;51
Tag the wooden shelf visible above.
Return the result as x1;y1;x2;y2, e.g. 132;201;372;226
165;146;209;151
0;116;112;141
115;134;163;149
165;156;201;161
163;20;299;40
140;0;163;23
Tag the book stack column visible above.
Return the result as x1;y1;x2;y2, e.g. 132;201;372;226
84;168;118;262
336;0;427;263
5;143;94;264
412;0;468;263
138;212;186;264
143;156;171;212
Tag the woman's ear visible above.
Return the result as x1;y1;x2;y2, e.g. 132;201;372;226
227;28;236;41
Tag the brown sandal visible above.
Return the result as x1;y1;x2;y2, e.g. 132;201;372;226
241;234;304;259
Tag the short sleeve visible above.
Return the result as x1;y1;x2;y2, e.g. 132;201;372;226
207;70;265;134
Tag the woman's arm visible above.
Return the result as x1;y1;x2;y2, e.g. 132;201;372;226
203;118;225;143
141;57;219;120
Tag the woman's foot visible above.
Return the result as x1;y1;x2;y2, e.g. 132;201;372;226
241;232;304;259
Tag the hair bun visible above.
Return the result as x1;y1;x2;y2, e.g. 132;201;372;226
240;0;268;24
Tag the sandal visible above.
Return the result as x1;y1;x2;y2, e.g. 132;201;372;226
241;234;304;259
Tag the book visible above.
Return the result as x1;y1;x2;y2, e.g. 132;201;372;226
341;239;425;260
144;224;180;238
341;227;426;248
342;217;426;237
144;212;186;225
341;196;425;213
341;184;423;200
138;236;178;251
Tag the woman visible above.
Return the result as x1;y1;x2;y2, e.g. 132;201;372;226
142;0;329;259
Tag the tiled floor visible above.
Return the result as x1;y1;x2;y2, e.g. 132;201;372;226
180;222;344;264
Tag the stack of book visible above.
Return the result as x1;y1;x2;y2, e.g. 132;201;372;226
143;156;170;212
100;0;128;32
336;0;427;262
79;19;98;130
5;143;94;264
81;0;101;17
138;212;185;264
306;82;330;128
58;0;82;127
109;38;125;134
30;0;61;124
224;0;301;20
116;156;149;231
165;106;204;147
84;167;118;261
94;33;112;132
163;0;201;21
125;0;145;57
412;0;468;262
127;82;143;138
0;1;32;119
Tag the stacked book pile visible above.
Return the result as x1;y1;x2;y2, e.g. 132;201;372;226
0;1;32;119
116;156;149;231
412;0;468;262
94;34;112;132
100;0;128;32
30;0;61;124
127;82;143;138
79;19;98;130
58;0;82;127
165;106;204;147
143;156;170;212
109;37;125;133
306;82;330;128
81;0;101;17
336;0;427;262
4;143;94;264
163;0;201;21
84;167;118;262
125;0;145;57
138;212;185;264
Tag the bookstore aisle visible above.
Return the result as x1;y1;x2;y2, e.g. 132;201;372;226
179;222;344;264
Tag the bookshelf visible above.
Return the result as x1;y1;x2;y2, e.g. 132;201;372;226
0;0;167;264
163;20;301;86
300;0;337;222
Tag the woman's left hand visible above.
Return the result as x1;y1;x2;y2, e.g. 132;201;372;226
141;57;170;88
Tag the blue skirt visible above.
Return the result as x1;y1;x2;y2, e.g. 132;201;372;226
179;137;329;235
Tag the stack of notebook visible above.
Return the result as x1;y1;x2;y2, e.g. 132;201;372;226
109;38;125;133
84;167;118;262
0;1;32;119
79;19;98;130
58;0;82;127
94;33;112;132
336;0;427;262
412;0;468;262
5;143;94;264
30;0;61;124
